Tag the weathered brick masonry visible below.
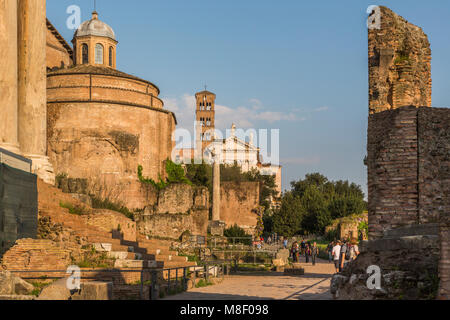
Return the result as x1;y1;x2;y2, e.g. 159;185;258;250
364;6;449;299
368;107;449;298
220;181;260;235
418;109;450;298
368;106;419;238
368;6;431;114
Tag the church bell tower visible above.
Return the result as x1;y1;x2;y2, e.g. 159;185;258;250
195;89;216;154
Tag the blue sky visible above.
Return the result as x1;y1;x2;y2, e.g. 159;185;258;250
47;0;450;195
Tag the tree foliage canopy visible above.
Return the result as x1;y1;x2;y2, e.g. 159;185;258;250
271;173;366;236
138;160;192;190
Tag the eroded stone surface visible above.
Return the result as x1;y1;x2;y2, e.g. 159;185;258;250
332;235;440;300
369;6;431;114
0;271;34;296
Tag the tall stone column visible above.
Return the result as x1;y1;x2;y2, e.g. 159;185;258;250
0;0;20;153
212;156;221;221
17;0;54;184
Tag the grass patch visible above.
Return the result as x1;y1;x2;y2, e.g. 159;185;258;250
178;254;201;264
394;53;410;64
29;280;54;297
237;264;272;272
90;197;134;221
73;249;115;269
195;279;213;288
59;201;89;216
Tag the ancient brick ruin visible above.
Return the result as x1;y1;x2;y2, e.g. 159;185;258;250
332;6;449;300
134;181;261;240
368;106;449;238
220;182;261;236
368;6;432;114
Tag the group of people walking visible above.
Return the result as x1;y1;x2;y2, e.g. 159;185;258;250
290;240;320;265
327;239;360;273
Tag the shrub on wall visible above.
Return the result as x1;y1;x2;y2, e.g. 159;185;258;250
138;160;192;190
358;220;369;240
90;196;135;221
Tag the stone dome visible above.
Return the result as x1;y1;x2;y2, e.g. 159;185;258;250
74;11;115;40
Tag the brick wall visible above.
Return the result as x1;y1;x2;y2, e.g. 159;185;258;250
367;106;449;299
417;108;450;299
46;66;176;210
136;184;209;240
368;106;449;239
440;215;450;299
1;239;71;277
417;108;450;224
367;106;419;238
220;181;260;235
86;210;136;242
46;23;72;70
47;100;174;210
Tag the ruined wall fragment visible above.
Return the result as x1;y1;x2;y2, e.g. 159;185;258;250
368;6;431;114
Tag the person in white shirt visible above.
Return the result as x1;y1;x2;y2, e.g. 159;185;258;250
332;241;342;273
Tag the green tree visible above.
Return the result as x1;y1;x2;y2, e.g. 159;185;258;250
278;173;366;235
223;224;252;245
262;211;274;236
300;185;331;234
220;163;245;182
272;192;304;237
186;162;212;191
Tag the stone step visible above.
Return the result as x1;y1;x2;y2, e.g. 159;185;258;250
160;261;197;269
138;239;174;247
118;239;140;248
88;237;122;245
93;243;113;252
147;249;176;256
108;251;139;260
111;244;133;252
136;243;177;254
156;255;188;263
133;246;174;256
114;259;159;269
107;251;157;261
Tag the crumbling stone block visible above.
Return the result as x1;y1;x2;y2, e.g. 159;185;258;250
369;6;431;114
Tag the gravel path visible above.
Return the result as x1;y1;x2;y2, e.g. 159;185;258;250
164;258;335;300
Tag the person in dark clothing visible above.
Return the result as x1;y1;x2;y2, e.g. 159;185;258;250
300;240;306;257
311;242;319;265
291;242;299;262
327;242;334;263
305;243;311;263
339;239;348;272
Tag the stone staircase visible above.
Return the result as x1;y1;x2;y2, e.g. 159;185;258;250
27;180;197;281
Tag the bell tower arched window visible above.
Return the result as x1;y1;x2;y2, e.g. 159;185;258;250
95;43;104;64
109;46;114;67
82;44;89;64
